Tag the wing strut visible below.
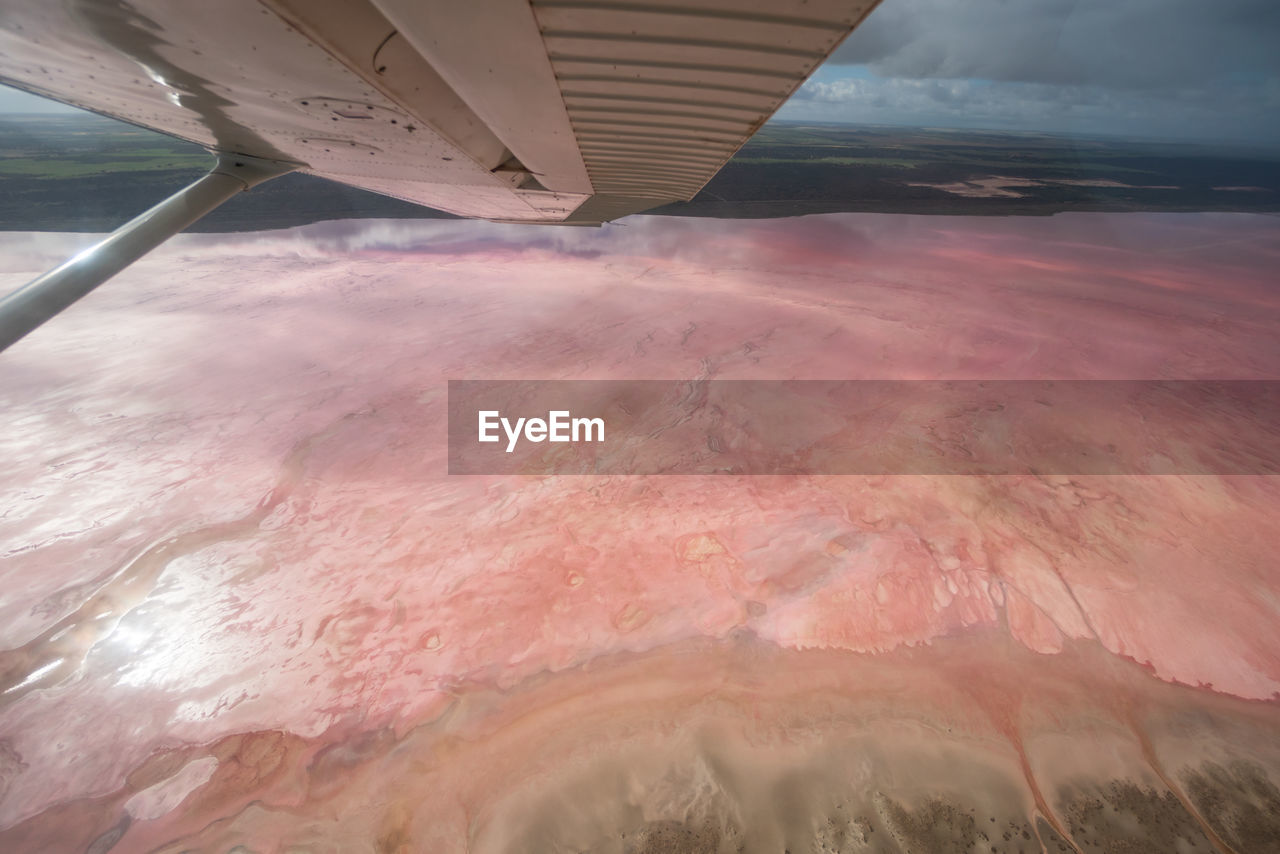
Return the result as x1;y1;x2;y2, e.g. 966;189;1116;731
0;153;297;353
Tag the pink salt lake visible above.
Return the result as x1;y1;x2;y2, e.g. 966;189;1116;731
1;212;1278;852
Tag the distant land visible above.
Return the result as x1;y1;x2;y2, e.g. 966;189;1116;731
1;114;1277;231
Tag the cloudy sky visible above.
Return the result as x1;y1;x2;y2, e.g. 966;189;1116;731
2;0;1278;145
780;0;1280;144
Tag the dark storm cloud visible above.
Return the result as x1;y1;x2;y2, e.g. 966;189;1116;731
833;0;1280;90
782;0;1280;143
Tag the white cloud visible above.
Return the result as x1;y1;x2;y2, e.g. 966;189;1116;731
791;0;1280;143
783;70;1280;144
833;0;1280;91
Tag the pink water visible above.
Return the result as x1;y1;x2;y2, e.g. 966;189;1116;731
1;213;1277;852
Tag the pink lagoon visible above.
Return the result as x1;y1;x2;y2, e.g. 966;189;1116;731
1;212;1278;852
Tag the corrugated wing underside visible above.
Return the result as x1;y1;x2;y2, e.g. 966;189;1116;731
0;0;881;224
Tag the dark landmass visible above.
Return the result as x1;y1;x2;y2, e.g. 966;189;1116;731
1;115;1278;231
658;123;1280;219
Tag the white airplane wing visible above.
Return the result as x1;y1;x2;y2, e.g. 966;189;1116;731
0;0;880;224
0;0;881;349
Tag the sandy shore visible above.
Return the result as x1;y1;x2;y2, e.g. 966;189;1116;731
7;632;1276;852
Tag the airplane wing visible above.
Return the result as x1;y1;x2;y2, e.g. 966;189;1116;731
0;0;882;350
0;0;881;224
